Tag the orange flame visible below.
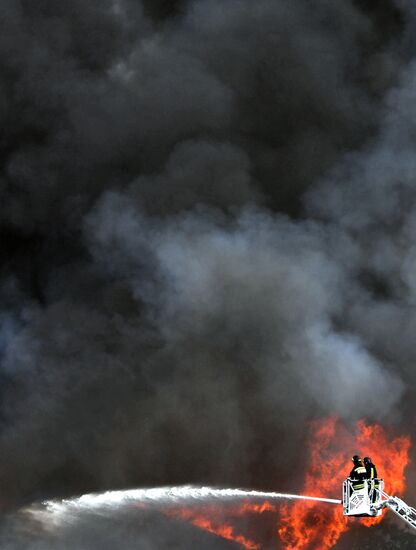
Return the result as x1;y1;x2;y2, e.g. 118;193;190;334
356;420;411;528
279;417;411;549
167;502;274;549
179;516;259;549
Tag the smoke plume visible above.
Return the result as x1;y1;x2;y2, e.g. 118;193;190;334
1;0;415;547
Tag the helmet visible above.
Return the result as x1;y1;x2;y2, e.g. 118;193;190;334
364;457;372;465
352;455;362;463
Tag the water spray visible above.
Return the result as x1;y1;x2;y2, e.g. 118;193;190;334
23;485;339;529
44;485;341;511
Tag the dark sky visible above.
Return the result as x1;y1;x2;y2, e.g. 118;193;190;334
1;0;416;547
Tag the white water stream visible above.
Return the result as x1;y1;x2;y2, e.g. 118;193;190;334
24;485;340;528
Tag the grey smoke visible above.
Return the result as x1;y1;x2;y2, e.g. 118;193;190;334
1;0;415;547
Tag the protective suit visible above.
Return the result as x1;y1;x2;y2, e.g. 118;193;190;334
349;455;367;490
364;456;379;501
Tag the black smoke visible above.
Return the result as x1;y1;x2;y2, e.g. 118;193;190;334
1;0;415;547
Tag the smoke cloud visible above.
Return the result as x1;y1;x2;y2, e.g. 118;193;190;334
1;0;415;547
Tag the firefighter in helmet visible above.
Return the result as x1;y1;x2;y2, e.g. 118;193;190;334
364;456;379;501
349;455;367;491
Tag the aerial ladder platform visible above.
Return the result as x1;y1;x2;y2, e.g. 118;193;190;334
343;478;416;531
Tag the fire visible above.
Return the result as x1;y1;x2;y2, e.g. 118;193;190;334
175;514;259;549
356;420;410;496
279;417;411;549
166;502;275;549
278;417;348;549
356;420;411;527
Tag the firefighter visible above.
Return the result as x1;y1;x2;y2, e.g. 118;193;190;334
349;455;367;491
364;456;378;479
364;456;379;501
